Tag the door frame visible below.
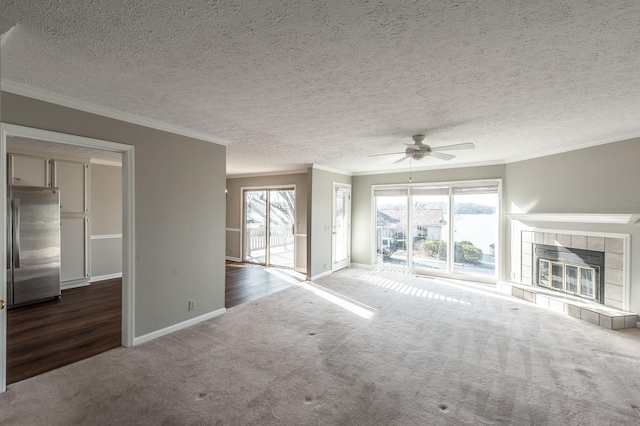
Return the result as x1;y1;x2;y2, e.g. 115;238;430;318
240;185;296;269
0;123;136;393
332;182;351;271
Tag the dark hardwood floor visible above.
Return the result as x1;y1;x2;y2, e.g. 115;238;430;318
6;263;294;385
6;279;122;385
225;261;295;308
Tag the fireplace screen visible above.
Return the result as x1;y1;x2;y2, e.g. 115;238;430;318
538;259;597;300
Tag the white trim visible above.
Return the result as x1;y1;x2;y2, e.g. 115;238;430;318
353;159;505;176
225;256;242;262
506;132;640;164
310;270;333;281
227;168;308;179
506;213;640;225
90;158;122;167
225;228;241;232
90;234;123;240
133;308;226;346
310;163;353;176
122;147;135;347
90;273;123;283
295;233;307;238
0;128;6;393
1;80;231;147
61;280;91;290
1;123;130;153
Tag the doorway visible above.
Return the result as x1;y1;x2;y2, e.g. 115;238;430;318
332;183;351;271
243;187;296;268
0;123;134;393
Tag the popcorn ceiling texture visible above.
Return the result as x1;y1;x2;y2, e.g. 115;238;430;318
1;1;640;175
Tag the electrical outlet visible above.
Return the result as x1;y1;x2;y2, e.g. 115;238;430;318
188;300;196;311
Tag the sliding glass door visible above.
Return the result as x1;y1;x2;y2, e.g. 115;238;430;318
411;187;449;272
243;188;295;268
375;189;408;266
373;181;499;279
452;187;498;276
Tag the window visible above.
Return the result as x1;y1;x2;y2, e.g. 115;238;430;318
373;181;500;279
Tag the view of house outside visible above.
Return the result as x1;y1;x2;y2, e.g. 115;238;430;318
375;185;498;277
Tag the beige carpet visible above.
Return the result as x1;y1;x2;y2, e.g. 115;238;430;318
1;267;640;425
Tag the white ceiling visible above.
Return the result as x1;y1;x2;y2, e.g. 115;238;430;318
1;1;639;176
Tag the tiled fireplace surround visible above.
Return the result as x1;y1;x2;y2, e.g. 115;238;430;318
512;229;638;330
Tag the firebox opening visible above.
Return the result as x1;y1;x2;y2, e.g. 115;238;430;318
533;244;605;304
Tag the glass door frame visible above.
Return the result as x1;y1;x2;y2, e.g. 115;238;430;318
371;179;501;283
332;182;351;271
241;185;296;269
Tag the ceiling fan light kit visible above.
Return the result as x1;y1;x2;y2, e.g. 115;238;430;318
370;134;475;164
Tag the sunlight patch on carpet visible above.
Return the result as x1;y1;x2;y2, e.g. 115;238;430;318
265;267;377;319
358;272;472;306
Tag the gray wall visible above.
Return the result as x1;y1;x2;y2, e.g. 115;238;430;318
1;91;227;337
505;137;640;312
90;163;123;279
226;173;308;271
308;167;352;279
351;165;507;267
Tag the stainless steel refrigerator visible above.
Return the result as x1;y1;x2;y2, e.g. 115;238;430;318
6;186;61;308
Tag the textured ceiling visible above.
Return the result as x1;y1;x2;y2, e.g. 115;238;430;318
7;136;122;164
1;1;639;176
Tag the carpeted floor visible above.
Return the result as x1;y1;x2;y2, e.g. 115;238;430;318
1;267;640;425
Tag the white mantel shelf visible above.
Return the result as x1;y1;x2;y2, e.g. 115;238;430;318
505;213;640;225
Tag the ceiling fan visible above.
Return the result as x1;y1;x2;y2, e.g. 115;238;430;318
369;134;475;163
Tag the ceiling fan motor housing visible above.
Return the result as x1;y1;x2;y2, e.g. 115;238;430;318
406;145;430;160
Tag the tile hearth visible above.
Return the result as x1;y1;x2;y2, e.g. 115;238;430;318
500;281;638;330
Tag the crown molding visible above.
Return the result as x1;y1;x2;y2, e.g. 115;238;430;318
309;163;353;176
1;79;232;146
226;168;309;179
505;131;640;164
352;159;506;176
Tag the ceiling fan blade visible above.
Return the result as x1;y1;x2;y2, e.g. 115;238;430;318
430;142;475;152
429;151;456;161
393;155;410;164
367;151;406;157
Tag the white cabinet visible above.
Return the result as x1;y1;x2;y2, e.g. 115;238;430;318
8;154;50;187
54;160;86;213
54;160;89;285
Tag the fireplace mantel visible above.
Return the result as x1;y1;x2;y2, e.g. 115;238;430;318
506;213;640;225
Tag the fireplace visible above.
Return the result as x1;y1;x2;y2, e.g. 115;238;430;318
533;244;605;303
518;230;628;310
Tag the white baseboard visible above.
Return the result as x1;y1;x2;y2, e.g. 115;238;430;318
133;308;226;346
90;273;123;283
310;270;333;281
225;256;242;262
61;279;90;290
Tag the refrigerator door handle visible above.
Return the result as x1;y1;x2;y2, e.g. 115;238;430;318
14;199;21;269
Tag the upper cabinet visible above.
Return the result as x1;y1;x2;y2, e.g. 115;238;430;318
8;154;50;187
53;160;87;213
